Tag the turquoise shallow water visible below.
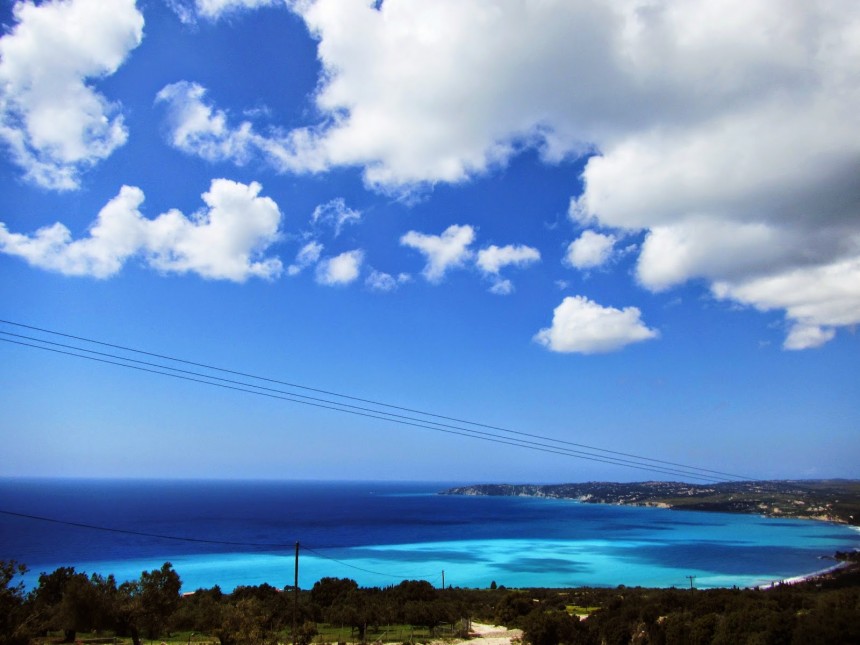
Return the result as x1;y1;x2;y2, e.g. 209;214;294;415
1;479;857;590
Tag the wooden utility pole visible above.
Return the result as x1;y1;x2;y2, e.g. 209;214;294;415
293;541;300;645
686;575;696;591
441;570;445;590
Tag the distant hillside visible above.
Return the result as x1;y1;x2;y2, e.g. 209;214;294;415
442;480;860;526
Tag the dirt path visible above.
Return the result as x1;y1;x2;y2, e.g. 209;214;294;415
447;621;522;645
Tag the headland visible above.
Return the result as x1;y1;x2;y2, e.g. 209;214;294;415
442;479;860;526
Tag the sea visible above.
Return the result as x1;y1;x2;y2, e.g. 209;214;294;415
1;479;858;592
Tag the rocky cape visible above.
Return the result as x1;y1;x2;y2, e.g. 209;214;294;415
442;480;860;526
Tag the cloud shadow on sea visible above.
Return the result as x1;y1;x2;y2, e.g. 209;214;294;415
596;523;675;532
494;557;592;574
802;532;860;541
338;547;488;564
606;543;828;575
651;519;725;528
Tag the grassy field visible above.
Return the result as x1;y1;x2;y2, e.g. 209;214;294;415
565;604;600;617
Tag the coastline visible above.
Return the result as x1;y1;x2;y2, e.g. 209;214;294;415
5;479;858;593
442;480;860;527
753;560;851;590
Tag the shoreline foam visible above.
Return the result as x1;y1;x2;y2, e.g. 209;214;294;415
754;560;851;589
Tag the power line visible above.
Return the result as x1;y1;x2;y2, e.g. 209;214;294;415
0;332;733;481
0;335;729;482
301;545;437;580
0;509;295;548
0;327;742;482
0;509;437;582
0;336;731;482
0;319;752;482
0;331;712;477
0;319;751;481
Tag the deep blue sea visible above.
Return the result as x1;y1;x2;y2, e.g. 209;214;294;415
1;479;857;592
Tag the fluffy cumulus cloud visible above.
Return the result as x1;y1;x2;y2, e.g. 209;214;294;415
561;2;860;349
315;249;364;286
400;224;475;283
156;0;860;347
488;279;514;296
365;270;410;292
287;0;603;188
287;240;323;276
166;0;279;23
295;0;860;348
156;82;256;165
0;179;283;281
311;198;361;236
196;0;279;20
156;81;330;174
0;0;144;190
398;229;540;290
534;296;659;354
566;230;616;270
476;244;540;294
711;259;860;350
476;244;540;275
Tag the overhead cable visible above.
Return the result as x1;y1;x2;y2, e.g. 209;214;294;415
0;319;749;481
0;320;753;482
0;509;437;582
1;335;728;482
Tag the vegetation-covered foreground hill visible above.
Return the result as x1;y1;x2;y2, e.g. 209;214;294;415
443;480;860;526
4;557;860;645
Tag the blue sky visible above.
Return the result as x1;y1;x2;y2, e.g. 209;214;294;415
0;0;858;482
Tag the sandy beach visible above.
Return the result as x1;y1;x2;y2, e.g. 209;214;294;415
755;560;851;589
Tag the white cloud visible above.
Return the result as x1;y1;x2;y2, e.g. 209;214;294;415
288;0;609;189
366;270;410;292
0;179;283;281
534;295;659;354
783;325;837;352
566;230;616;270
488;279;514;296
156;81;330;174
562;2;860;348
296;0;860;346
476;243;540;295
158;1;626;188
0;187;145;278
311;198;361;236
156;82;256;165
0;0;144;190
166;0;279;23
476;244;540;275
156;1;860;346
287;240;323;276
400;224;475;283
712;258;860;350
315;249;364;286
196;0;279;20
634;219;799;292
